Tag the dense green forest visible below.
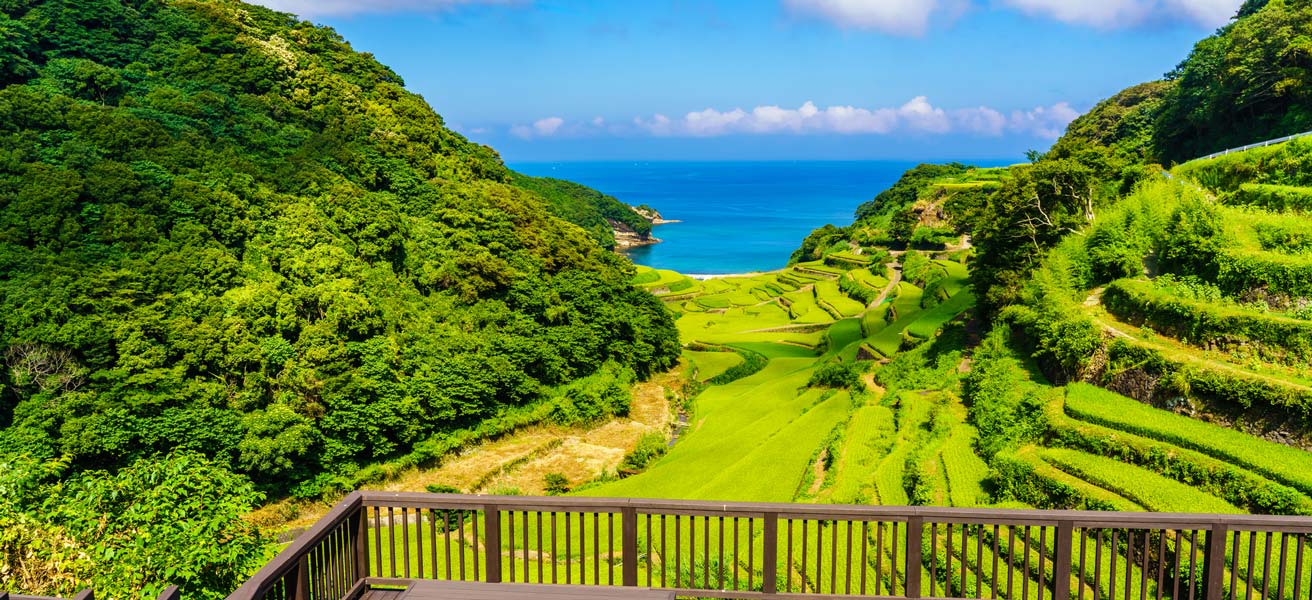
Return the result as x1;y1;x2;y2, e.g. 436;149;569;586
0;0;678;595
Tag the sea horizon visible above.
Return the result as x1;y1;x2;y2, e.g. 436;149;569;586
512;159;1015;274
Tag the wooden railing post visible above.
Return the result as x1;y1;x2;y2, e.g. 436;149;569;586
484;505;502;583
1204;524;1229;600
763;512;778;595
156;585;181;600
622;506;639;587
905;517;923;599
293;555;310;600
1054;521;1075;600
352;505;369;582
280;566;298;600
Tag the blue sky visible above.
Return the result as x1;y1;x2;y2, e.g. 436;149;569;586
249;0;1242;161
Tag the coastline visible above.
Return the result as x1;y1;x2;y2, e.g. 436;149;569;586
685;269;785;280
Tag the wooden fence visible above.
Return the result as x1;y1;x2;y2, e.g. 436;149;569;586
227;492;1312;600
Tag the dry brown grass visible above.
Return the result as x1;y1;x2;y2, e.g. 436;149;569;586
254;363;688;534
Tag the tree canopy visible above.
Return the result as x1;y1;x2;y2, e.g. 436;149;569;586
0;0;680;499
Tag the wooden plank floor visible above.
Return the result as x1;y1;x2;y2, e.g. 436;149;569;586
359;588;406;600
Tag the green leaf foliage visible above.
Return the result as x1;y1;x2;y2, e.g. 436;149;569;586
0;0;679;498
1;451;268;599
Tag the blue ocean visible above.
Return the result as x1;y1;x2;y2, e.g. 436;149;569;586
512;161;942;275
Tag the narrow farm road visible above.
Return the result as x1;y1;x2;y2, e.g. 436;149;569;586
867;263;903;309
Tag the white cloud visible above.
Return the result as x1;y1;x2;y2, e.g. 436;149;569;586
998;0;1243;29
611;97;1077;139
246;0;525;18
533;116;564;136
1008;102;1081;139
952;106;1008;136
511;116;565;139
783;0;969;36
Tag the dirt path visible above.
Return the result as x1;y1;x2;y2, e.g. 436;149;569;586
867;263;903;309
806;449;829;496
252;366;685;535
861;373;886;396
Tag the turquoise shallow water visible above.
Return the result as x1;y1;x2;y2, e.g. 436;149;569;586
511;161;986;274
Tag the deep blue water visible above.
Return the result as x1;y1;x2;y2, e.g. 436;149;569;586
510;161;961;274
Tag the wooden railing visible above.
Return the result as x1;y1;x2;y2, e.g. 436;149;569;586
229;492;1312;600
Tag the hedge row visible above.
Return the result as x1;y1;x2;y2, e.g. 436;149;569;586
838;272;878;305
988;450;1137;511
1065;382;1312;497
1215;246;1312;299
1048;388;1311;514
1174;137;1312;192
1225;183;1312;213
1103;340;1312;421
705;345;770;385
1102;278;1312;365
1039;447;1241;513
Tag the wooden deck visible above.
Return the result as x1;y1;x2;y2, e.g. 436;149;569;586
227;491;1312;600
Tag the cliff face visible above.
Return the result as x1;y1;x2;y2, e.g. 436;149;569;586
610;206;662;249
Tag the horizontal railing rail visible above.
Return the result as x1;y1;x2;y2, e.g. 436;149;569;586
1195;130;1312;161
232;493;1312;600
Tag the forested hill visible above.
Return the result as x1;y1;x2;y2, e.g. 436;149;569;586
0;0;681;503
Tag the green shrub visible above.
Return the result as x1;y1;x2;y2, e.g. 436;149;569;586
808;361;863;389
920;277;951;308
902;251;948;288
1100;339;1312;419
548;365;635;426
962;328;1051;458
1226;183;1312;213
12;451;270;600
706;346;769;385
618;432;668;475
544;473;571;495
838;272;877;305
1175;138;1312;192
910;224;956;248
987;452;1128;511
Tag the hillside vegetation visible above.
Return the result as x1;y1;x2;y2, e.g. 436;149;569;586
0;0;677;596
7;0;1312;596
